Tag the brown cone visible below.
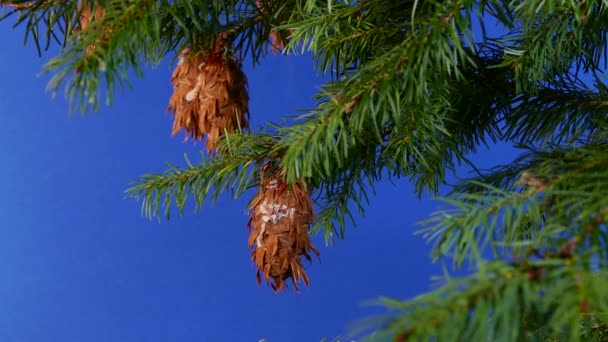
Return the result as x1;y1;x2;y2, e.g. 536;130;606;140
168;42;249;153
247;169;320;292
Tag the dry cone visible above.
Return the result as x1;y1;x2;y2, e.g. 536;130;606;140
247;170;319;292
168;40;249;153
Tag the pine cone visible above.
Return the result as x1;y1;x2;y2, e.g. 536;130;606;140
168;43;249;153
247;170;319;292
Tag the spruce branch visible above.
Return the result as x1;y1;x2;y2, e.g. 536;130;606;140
362;261;608;342
126;132;279;219
4;0;608;337
498;0;608;93
1;0;77;55
422;142;608;268
504;72;608;145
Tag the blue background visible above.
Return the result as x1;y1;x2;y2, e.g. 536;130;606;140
0;23;514;341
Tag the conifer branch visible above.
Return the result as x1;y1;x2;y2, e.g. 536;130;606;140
421;143;608;267
367;261;608;341
5;0;608;337
126;132;279;219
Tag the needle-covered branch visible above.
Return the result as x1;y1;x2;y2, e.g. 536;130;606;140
367;262;608;342
5;0;608;337
421;143;608;267
126;132;279;219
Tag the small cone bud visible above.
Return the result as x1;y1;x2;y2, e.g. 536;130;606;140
247;168;319;292
256;0;291;54
78;3;107;54
73;2;110;72
168;40;250;153
268;29;291;54
78;3;106;31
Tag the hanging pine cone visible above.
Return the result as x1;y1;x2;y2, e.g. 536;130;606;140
168;37;250;153
247;168;320;292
